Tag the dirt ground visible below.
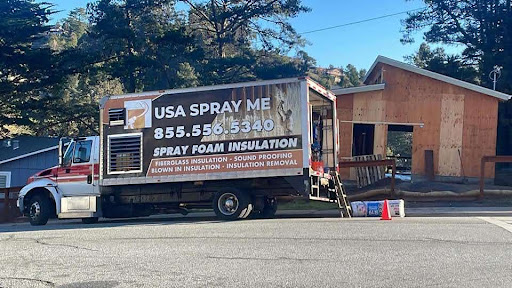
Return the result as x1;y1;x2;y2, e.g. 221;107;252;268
342;177;512;207
344;177;512;194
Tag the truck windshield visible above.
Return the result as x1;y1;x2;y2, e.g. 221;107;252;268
62;142;75;167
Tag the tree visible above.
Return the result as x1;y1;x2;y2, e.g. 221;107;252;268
342;64;363;88
0;0;57;137
402;0;512;92
182;0;310;84
86;0;201;92
306;64;366;89
48;8;88;51
1;0;313;137
406;42;435;69
296;50;317;72
182;0;309;57
405;42;479;84
33;72;124;137
10;6;124;137
254;50;309;80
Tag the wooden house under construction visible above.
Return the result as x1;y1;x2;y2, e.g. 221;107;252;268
333;56;511;182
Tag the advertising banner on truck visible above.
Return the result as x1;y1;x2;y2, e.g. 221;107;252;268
103;81;305;182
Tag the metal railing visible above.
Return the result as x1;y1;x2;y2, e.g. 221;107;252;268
0;187;22;223
480;156;512;197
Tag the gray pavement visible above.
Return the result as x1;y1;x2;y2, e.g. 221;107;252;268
1;214;512;287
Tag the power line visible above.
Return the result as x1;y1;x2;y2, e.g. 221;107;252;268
299;7;426;35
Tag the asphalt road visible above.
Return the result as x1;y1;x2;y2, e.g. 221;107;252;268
1;215;512;288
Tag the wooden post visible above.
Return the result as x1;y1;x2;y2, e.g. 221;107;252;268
425;150;434;181
480;157;486;198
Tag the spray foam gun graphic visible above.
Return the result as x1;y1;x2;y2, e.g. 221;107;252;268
126;101;150;129
276;89;293;133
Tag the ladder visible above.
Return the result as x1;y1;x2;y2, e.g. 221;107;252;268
331;171;352;218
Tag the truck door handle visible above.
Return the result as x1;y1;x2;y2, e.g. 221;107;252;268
87;174;92;184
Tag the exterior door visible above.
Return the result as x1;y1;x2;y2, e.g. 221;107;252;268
57;138;98;196
352;124;375;156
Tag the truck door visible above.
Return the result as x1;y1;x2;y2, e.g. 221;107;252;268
57;138;98;196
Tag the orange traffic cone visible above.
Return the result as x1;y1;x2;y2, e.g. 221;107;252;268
380;199;392;220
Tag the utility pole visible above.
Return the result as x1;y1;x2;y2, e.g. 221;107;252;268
489;65;502;91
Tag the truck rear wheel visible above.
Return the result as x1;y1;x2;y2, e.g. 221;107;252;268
213;189;253;220
28;195;51;226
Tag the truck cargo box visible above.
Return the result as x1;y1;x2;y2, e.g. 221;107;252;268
99;77;337;186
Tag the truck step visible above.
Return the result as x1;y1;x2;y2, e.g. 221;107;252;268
309;196;335;203
58;211;98;219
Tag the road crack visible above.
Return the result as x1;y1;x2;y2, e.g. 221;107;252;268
0;236;98;252
206;255;323;262
110;235;512;246
0;277;55;287
423;236;512;246
0;235;15;242
34;239;99;252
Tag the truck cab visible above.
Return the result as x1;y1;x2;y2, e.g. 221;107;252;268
18;136;101;225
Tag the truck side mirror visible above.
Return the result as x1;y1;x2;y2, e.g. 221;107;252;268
58;138;64;166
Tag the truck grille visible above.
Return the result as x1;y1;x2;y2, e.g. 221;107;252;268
108;134;142;174
109;108;126;126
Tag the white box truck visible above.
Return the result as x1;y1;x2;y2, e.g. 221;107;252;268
18;77;347;225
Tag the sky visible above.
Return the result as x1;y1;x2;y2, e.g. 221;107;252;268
45;0;464;70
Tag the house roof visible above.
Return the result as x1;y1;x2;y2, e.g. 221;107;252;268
0;136;59;164
332;83;385;95
363;56;511;101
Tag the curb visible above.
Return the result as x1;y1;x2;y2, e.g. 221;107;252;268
2;207;512;226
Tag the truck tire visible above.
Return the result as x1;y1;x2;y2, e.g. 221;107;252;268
252;198;278;219
81;217;99;224
213;188;253;220
28;195;51;226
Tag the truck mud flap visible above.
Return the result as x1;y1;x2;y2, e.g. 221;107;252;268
284;170;309;197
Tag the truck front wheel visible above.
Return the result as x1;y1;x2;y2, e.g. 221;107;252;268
28;195;51;226
213;189;253;220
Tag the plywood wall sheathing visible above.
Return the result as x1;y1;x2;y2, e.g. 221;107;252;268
352;90;385;122
438;94;464;176
373;124;388;156
370;64;443;176
407;92;442;177
336;94;354;179
462;92;498;178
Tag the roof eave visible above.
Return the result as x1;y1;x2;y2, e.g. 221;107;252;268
332;83;385;95
0;146;59;165
364;55;512;101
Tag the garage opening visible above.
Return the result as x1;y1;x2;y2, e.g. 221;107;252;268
387;125;413;174
352;124;375;156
